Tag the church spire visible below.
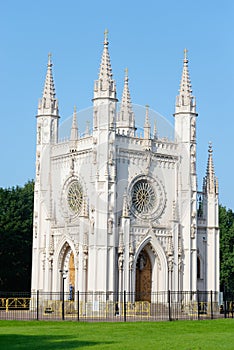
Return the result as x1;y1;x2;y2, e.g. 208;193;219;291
38;53;59;116
70;106;78;141
175;49;196;114
93;30;117;100
116;68;135;136
205;142;218;195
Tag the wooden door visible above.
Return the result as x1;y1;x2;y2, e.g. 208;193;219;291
135;248;152;302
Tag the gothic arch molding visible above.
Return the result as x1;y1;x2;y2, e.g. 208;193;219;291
133;234;168;292
53;236;78;292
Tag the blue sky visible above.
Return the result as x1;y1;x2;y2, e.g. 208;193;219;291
0;0;234;209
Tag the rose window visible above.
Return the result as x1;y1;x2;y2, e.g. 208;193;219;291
67;181;83;214
131;179;156;214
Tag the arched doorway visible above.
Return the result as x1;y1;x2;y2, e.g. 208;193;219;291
135;248;152;301
59;243;76;298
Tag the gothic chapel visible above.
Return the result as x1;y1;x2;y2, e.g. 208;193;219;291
31;32;219;298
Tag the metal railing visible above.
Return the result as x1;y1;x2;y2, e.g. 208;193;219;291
0;290;232;322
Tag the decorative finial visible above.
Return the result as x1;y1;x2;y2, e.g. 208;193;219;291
125;67;128;77
104;29;109;43
48;52;52;65
184;48;188;61
74;105;77;113
208;141;213;153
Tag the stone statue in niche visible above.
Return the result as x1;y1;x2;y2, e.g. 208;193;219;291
108;218;113;234
118;253;124;270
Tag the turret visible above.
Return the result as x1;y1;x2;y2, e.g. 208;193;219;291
174;49;198;292
89;31;118;294
203;143;219;292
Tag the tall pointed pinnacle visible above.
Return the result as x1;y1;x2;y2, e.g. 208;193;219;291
144;105;151;139
117;68;135;136
38;53;59;116
175;49;196;114
205;142;218;195
153;119;157;139
93;29;117;100
70;106;78;141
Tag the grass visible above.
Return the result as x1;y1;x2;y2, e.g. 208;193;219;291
0;319;233;349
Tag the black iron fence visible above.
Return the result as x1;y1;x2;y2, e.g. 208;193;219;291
0;290;233;322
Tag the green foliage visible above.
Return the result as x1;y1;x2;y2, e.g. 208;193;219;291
0;181;34;292
0;320;234;350
219;205;234;292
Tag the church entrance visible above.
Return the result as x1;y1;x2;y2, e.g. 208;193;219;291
135;248;152;302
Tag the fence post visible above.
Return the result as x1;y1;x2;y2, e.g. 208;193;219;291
168;290;171;321
77;291;80;322
124;291;127;322
37;290;39;321
210;290;213;319
62;282;65;320
197;290;200;320
223;286;227;319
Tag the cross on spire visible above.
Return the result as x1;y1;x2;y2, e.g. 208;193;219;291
104;29;109;43
184;48;188;61
48;52;52;65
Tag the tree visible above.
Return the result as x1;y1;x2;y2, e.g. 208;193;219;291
219;205;234;292
0;181;34;292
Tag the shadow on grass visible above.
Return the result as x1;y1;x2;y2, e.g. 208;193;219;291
0;334;113;349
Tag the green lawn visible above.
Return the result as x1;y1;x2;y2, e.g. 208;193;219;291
0;319;233;350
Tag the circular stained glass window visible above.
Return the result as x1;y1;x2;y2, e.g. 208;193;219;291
131;179;156;214
67;181;83;214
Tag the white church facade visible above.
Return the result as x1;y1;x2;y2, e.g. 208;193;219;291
31;33;219;299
